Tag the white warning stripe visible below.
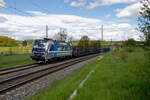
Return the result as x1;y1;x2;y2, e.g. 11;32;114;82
68;56;103;100
68;66;96;100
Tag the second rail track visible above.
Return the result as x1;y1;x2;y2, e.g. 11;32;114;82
0;53;100;94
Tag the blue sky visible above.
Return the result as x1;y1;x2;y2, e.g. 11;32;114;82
0;0;142;40
2;0;136;22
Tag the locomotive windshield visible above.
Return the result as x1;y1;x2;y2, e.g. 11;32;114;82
33;40;47;48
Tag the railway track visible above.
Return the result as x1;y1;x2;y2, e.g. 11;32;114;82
0;58;70;76
0;54;100;94
0;59;65;76
0;63;41;75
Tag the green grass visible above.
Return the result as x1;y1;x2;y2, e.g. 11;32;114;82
0;47;32;53
28;59;97;100
28;47;150;100
0;54;34;69
73;48;150;100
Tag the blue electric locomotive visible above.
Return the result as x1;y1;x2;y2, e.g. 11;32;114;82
31;38;72;62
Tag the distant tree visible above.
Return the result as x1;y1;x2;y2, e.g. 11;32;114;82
25;40;34;47
138;0;150;46
22;40;27;47
96;40;101;48
78;35;90;47
54;29;67;42
0;36;18;47
124;38;136;47
89;40;100;48
68;36;73;45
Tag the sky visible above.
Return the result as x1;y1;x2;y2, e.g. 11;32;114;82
0;0;143;41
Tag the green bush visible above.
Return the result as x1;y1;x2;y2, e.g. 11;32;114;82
0;36;18;47
114;48;128;60
114;47;120;52
124;38;136;47
118;50;128;60
125;47;135;52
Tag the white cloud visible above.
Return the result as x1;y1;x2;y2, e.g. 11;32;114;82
27;11;47;16
0;16;7;23
102;23;140;41
114;8;122;12
0;12;101;40
0;11;140;41
105;14;111;18
70;0;86;7
88;0;140;9
116;2;141;19
66;0;141;9
0;0;6;8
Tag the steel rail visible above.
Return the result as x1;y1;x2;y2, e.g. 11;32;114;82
0;64;42;75
0;54;99;94
0;63;38;72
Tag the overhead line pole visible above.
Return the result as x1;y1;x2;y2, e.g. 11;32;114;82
101;24;103;41
46;25;48;38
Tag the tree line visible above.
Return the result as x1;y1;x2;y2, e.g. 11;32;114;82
138;0;150;46
0;36;34;47
0;36;18;47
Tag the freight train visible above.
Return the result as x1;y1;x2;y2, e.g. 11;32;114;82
31;38;109;62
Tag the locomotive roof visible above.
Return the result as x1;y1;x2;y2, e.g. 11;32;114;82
34;39;71;46
55;42;68;45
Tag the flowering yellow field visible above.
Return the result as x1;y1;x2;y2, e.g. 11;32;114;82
0;47;32;53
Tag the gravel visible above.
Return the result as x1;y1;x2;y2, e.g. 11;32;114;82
0;54;101;100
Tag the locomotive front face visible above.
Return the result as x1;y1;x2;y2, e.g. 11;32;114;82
31;40;48;61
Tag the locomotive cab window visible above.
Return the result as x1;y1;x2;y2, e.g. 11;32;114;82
49;45;54;51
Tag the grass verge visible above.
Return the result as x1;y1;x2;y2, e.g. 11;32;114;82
28;47;150;100
73;47;150;100
28;59;98;100
0;54;34;69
